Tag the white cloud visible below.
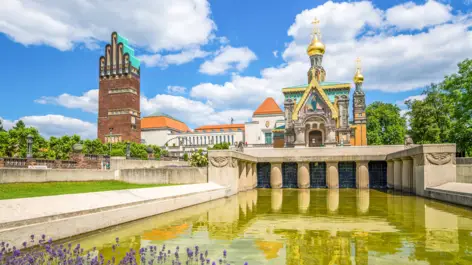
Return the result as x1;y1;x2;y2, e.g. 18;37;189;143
0;0;215;52
36;89;253;127
141;94;252;126
167;85;187;94
189;0;472;111
0;115;96;139
35;89;98;113
386;0;453;30
396;94;427;108
191;61;306;109
139;48;210;68
273;50;278;58
199;46;257;75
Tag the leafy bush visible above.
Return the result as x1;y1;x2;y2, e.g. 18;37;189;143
189;149;208;167
208;142;230;150
110;148;125;157
183;153;189;161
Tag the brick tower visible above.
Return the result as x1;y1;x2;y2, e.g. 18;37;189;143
98;32;141;143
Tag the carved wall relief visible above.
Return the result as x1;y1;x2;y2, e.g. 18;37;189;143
426;153;453;165
210;157;229;168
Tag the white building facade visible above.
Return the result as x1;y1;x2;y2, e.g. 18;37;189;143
244;98;285;146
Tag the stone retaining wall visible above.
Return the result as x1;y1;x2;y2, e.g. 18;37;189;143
109;158;189;170
0;167;205;185
0;169;115;183
457;164;472;183
118;167;207;184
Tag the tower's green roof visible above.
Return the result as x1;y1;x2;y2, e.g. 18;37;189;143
117;33;140;69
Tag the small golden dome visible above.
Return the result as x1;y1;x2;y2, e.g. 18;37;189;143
307;35;325;56
354;69;364;83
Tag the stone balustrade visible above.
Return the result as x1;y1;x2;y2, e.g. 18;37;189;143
208;144;457;197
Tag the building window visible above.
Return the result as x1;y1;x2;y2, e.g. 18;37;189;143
265;132;273;144
231;135;234;145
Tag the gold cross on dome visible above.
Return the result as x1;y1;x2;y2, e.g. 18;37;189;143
356;57;362;70
311;18;321;37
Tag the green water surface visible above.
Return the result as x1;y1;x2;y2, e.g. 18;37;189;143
66;189;472;264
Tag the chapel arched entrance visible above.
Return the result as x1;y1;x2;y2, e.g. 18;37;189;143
308;130;323;147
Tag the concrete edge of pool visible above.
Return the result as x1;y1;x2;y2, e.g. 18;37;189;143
0;182;229;247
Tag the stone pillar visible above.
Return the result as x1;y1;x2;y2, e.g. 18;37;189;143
297;162;310;188
401;157;413;193
327;189;339;213
252;163;257;188
393;159;403;190
245;162;253;190
387;160;394;189
356;161;369;189
271;189;283;212
326;161;339;189
270;162;282;188
298;189;310;213
239;161;247;192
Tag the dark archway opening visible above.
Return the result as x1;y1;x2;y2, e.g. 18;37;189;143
339;162;356;188
310;162;326;188
369;161;387;188
256;163;271;188
282;162;298;188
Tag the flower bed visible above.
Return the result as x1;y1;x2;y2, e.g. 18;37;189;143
0;235;249;265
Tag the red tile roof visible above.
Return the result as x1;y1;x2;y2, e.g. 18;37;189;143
253;97;283;116
194;124;245;132
142;114;191;132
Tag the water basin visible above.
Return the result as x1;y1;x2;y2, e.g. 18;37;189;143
64;189;472;264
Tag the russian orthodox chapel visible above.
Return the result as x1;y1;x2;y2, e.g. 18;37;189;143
282;19;367;147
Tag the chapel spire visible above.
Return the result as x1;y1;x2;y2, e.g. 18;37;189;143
307;18;326;83
307;18;325;56
353;57;365;93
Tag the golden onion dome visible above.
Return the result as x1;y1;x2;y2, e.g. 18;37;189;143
307;35;325;56
354;69;364;83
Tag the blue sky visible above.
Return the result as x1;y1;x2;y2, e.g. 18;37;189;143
0;0;471;138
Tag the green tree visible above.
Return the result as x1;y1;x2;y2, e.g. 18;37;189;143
0;119;5;132
442;59;472;155
366;102;406;145
130;142;148;160
183;153;189;161
83;139;108;155
406;84;454;144
3;120;48;158
48;135;82;160
110;142;126;157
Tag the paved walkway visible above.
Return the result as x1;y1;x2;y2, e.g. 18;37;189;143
0;182;225;228
427;182;472;195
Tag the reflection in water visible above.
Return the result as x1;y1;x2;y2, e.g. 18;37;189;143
65;189;472;265
327;189;339;213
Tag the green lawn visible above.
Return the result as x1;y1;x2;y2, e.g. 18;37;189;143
0;181;176;200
